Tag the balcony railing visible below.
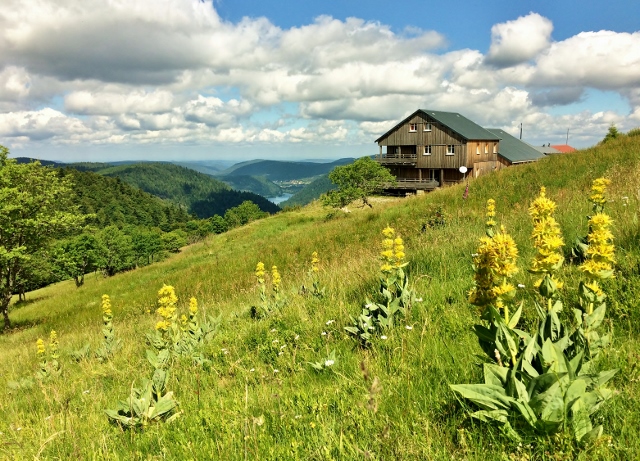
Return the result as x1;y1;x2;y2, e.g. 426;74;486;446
376;153;417;165
391;178;440;190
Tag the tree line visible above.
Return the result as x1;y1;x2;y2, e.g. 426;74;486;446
1;147;271;330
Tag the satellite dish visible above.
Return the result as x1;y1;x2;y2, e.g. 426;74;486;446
459;166;468;174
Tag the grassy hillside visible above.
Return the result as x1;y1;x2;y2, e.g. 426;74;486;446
2;137;640;459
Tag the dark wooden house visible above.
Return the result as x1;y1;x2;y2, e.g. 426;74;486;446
375;109;499;192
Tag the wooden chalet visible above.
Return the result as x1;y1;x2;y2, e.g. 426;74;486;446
375;109;499;192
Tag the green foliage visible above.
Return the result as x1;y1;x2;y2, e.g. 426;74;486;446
0;147;85;328
308;349;336;372
322;156;395;209
345;227;417;347
601;125;620;144
224;200;268;229
161;229;188;253
4;137;640;459
451;187;618;445
281;175;336;207
627;127;640;137
51;232;100;287
58;167;192;230
209;214;228;234
220;158;353;181
421;204;448;230
105;367;180;429
218;174;283;197
95;226;134;276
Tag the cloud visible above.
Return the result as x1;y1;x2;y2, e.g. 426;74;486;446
486;13;553;67
0;1;638;154
530;31;640;89
65;90;175;115
528;88;585;107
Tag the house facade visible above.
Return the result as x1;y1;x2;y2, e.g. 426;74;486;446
375;109;499;191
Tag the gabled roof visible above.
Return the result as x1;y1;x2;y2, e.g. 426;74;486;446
486;128;546;164
532;145;562;155
551;144;577;153
375;109;499;143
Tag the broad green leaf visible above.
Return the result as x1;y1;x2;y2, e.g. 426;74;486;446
449;384;512;410
150;395;178;419
586;303;606;329
483;363;508;387
565;379;587;410
595;369;618;387
470;409;508;423
508;303;523;329
511;399;537;428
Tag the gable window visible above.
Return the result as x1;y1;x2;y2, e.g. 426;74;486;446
424;123;432;132
409;123;417;132
423;145;432;156
447;145;455;155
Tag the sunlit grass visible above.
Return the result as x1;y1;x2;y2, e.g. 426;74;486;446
1;136;640;459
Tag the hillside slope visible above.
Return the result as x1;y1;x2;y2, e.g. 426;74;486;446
3;136;640;459
219;157;354;180
280;174;335;207
85;162;281;217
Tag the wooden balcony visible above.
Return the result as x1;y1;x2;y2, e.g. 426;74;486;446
390;178;440;190
376;153;417;165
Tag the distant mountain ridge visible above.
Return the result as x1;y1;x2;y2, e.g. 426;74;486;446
218;158;354;181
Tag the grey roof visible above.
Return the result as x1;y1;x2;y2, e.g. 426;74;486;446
532;145;562;155
375;109;499;143
486;128;547;164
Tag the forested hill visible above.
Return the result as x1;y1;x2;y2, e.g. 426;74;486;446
56;168;193;230
219;158;354;180
84;162;280;218
280;174;336;207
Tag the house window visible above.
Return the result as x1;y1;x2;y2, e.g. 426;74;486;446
476;145;480;155
447;145;455;155
409;123;417;132
423;145;431;156
493;143;497;154
484;144;489;154
424;123;432;132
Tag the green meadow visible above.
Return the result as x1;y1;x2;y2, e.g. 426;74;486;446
2;135;640;460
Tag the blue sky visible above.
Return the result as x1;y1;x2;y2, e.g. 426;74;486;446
0;0;639;162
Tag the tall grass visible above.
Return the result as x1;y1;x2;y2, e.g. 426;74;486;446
1;136;640;459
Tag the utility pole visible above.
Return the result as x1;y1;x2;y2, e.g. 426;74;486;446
519;123;523;140
566;128;569;145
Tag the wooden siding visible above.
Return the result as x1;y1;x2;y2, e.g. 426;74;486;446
473;160;496;178
416;144;467;169
466;141;498;166
377;114;463;149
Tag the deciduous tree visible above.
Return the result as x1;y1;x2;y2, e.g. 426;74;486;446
0;146;84;329
322;157;395;209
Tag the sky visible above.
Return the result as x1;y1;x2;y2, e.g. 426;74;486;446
1;0;639;162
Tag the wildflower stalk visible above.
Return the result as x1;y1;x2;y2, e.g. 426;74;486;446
528;187;565;309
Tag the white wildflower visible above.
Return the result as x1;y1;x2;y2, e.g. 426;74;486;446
324;359;335;367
